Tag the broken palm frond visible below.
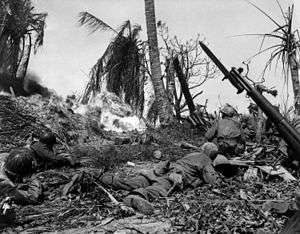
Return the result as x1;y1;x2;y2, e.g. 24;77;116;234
78;11;117;34
78;14;146;116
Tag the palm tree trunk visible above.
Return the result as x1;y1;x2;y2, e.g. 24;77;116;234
11;37;21;78
0;34;10;73
165;57;176;103
16;34;32;81
289;52;300;115
144;0;173;125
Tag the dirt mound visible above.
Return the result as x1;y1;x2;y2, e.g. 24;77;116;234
0;94;88;152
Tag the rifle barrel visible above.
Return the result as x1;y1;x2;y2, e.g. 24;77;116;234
199;42;230;76
200;42;300;159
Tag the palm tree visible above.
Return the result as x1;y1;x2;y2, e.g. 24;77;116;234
144;0;174;124
244;1;300;114
78;12;145;115
0;0;47;89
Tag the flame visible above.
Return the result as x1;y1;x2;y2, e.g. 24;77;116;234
74;91;146;132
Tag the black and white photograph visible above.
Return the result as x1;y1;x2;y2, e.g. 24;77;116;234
1;0;300;233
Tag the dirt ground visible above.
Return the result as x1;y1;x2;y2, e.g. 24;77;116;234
2;124;299;234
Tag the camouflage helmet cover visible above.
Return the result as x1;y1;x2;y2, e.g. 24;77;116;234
201;142;219;159
4;148;35;177
220;104;237;117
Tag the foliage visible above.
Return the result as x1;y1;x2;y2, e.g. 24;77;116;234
0;0;47;86
79;12;146;115
157;21;217;118
242;1;300;80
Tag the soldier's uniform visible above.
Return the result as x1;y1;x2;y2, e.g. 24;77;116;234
0;132;72;227
205;117;245;156
205;105;245;157
0;133;71;204
30;141;71;170
0;153;41;205
101;152;219;202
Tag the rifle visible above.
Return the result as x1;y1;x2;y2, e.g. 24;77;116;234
199;42;300;159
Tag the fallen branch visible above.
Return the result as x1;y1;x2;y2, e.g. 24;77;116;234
93;181;119;205
20;211;57;224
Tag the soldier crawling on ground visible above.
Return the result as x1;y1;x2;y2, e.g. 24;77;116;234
0;132;75;226
100;142;220;214
204;104;245;157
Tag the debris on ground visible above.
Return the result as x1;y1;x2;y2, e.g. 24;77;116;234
1;92;300;234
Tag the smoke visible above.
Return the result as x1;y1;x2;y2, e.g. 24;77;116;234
23;72;51;97
0;72;51;97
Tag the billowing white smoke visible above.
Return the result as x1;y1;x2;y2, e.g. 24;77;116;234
74;91;146;133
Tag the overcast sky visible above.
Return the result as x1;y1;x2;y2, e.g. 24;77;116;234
29;0;299;112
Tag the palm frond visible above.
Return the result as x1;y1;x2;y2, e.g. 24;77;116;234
0;0;47;84
131;24;142;40
258;33;268;53
287;5;293;37
81;17;145;113
247;44;282;61
246;0;286;34
275;0;287;23
231;33;285;41
274;50;283;72
78;11;117;34
117;20;131;36
271;24;288;34
32;13;47;52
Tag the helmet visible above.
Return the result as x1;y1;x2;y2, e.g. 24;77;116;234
201;142;219;159
213;154;229;167
220;104;237;117
39;132;57;145
4;148;35;178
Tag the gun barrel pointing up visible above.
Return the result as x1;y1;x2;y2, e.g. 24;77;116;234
199;42;300;160
199;42;230;77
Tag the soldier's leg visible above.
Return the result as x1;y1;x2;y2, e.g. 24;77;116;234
100;173;150;191
129;176;173;201
123;176;173;214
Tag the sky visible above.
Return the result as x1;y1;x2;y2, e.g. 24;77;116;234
29;0;299;113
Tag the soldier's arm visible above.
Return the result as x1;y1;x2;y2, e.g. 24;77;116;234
204;121;218;141
0;179;41;205
202;164;219;185
31;143;70;166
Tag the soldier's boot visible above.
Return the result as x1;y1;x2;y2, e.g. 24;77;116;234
123;195;154;215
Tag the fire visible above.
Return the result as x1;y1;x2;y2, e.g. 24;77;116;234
74;91;146;133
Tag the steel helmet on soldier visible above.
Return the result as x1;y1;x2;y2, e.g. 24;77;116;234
39;132;57;145
220;104;237;117
201;142;219;159
4;148;35;177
